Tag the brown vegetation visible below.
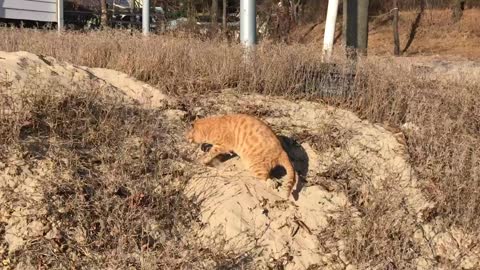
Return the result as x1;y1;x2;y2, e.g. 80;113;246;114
0;79;251;268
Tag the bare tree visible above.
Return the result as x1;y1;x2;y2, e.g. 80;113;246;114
275;0;292;42
403;0;425;53
100;0;108;28
211;0;218;26
222;0;227;31
289;0;303;24
184;0;195;23
452;0;466;23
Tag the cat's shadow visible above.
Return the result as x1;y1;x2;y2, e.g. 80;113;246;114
277;135;309;201
202;135;309;201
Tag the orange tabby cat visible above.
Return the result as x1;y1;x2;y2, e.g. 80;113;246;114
186;113;296;199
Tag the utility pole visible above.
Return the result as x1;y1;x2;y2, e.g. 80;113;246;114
57;0;64;32
343;0;369;58
142;0;150;36
240;0;256;47
322;0;339;62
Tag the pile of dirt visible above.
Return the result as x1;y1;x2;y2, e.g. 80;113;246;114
1;51;479;269
185;90;479;269
0;51;174;110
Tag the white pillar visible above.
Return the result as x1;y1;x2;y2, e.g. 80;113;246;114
57;0;64;32
142;0;150;36
322;0;339;61
240;0;256;47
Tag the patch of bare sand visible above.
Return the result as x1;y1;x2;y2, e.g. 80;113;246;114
0;51;175;109
87;68;172;109
0;155;51;255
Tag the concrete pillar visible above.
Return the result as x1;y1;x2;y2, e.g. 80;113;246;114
343;0;369;58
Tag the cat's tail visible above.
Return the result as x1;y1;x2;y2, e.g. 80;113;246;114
278;151;296;199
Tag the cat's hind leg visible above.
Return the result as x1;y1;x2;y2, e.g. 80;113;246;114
249;163;280;191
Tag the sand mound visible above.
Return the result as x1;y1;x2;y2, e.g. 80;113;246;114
185;91;480;269
185;91;430;269
0;51;479;269
0;51;175;109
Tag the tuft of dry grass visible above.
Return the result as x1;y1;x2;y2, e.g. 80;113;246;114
0;27;478;268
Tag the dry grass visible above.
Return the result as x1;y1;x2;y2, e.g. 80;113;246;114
315;160;423;269
0;28;346;96
0;79;252;269
0;27;479;268
352;59;480;229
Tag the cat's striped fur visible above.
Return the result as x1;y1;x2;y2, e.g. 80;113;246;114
186;113;296;199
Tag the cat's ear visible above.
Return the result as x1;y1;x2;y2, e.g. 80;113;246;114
185;112;197;123
186;108;204;123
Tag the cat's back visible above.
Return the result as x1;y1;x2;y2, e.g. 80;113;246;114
224;114;275;133
222;114;282;150
199;113;279;144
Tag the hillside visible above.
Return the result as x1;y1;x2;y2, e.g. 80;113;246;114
290;9;480;59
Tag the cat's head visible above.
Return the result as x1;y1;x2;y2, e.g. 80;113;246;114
185;120;203;143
